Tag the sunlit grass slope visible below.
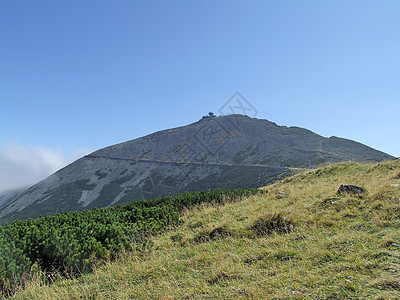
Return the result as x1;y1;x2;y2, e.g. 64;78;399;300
13;160;400;299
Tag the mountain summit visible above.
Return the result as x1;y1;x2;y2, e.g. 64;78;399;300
0;115;392;223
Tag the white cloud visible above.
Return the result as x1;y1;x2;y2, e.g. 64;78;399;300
0;142;91;192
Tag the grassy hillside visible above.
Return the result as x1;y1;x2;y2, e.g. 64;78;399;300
11;160;400;299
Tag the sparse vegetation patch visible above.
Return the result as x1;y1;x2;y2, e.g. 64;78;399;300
250;213;295;236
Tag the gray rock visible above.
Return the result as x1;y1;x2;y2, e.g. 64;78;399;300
337;185;366;195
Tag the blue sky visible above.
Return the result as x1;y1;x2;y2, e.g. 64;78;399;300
1;1;399;191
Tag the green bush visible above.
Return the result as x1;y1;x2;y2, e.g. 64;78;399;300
0;188;258;295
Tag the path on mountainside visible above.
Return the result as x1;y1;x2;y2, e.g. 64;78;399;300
85;154;310;171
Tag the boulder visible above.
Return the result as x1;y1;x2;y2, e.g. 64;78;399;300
337;185;365;195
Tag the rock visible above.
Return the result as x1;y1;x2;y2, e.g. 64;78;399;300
337;185;365;195
275;191;286;195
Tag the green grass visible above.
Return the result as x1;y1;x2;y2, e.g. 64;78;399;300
10;160;400;299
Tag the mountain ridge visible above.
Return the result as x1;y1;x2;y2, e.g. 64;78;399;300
0;114;393;223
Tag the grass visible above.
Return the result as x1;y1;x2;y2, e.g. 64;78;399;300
9;160;400;299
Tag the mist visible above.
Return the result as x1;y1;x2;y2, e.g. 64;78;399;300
0;142;91;193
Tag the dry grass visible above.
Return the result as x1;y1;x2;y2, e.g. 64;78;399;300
9;160;400;299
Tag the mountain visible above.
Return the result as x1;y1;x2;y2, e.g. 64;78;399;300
0;114;393;223
0;187;27;208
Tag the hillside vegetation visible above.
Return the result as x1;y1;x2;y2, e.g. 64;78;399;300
9;160;400;299
0;189;257;297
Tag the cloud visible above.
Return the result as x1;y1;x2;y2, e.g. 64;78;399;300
0;142;91;192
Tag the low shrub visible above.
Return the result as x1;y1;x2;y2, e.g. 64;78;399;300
0;188;258;296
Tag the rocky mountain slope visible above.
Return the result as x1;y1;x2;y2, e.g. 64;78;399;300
0;187;26;208
0;114;393;223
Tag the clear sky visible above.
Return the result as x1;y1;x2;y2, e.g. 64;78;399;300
1;1;399;191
